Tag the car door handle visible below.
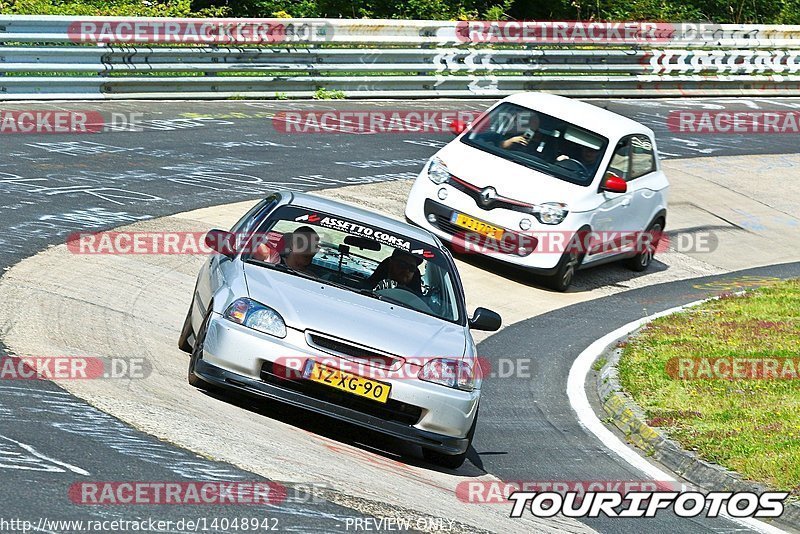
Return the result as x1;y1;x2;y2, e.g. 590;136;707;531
621;198;631;207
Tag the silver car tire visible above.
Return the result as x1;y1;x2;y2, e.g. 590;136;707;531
187;311;219;392
422;408;478;470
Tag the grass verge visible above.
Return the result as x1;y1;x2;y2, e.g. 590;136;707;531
618;279;800;495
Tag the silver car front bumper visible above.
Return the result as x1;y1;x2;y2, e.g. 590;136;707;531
196;313;480;453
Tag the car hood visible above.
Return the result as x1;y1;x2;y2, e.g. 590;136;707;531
438;141;586;203
242;263;467;359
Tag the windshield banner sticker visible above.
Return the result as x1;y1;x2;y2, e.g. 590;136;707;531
294;212;414;252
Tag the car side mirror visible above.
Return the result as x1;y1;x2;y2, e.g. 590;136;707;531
469;307;502;331
449;119;468;135
600;173;627;194
205;229;236;258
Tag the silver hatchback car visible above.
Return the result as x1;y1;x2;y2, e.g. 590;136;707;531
179;192;501;468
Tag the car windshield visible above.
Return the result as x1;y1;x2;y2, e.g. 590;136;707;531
461;102;609;186
241;205;463;323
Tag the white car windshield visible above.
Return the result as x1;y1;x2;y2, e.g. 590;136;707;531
462;102;609;186
241;205;463;323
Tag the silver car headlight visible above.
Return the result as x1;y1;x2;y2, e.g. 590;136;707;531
223;298;286;338
427;157;450;185
532;202;569;225
418;358;477;392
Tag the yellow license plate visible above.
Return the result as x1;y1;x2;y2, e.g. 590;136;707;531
451;212;504;240
303;361;391;403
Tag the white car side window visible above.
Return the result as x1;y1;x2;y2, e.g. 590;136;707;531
629;135;656;179
607;140;631;180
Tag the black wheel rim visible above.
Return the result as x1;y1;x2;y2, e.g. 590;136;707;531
562;252;578;287
640;224;661;267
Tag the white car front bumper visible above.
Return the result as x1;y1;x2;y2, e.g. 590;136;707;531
405;172;577;273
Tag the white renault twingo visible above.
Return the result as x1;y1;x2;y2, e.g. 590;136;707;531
405;92;669;291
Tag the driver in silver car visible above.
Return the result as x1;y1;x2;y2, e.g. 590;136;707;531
252;226;321;273
366;249;423;295
283;226;321;272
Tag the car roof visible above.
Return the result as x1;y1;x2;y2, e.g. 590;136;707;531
282;191;440;246
502;92;654;140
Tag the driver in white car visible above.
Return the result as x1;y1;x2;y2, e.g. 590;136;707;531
556;145;600;167
557;143;601;168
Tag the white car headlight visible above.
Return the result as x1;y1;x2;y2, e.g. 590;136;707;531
427;157;450;185
532;202;569;225
418;358;478;391
223;298;287;338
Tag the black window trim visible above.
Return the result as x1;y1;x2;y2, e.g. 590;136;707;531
598;137;631;192
230;194;280;256
628;134;657;181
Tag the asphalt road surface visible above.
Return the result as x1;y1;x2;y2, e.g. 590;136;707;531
474;262;800;533
1;97;799;533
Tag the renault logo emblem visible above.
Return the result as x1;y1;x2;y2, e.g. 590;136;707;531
479;187;497;206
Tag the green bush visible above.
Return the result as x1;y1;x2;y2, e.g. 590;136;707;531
512;0;793;24
189;0;515;19
2;0;226;16
313;87;345;99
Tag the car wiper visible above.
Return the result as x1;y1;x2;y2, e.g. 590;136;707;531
246;258;373;295
243;258;318;281
358;288;384;301
321;277;356;292
464;138;553;174
507;152;552;173
357;289;410;309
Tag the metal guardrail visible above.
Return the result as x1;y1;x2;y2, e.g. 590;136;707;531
2;15;800;99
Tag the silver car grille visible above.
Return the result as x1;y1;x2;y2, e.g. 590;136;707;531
305;331;404;370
